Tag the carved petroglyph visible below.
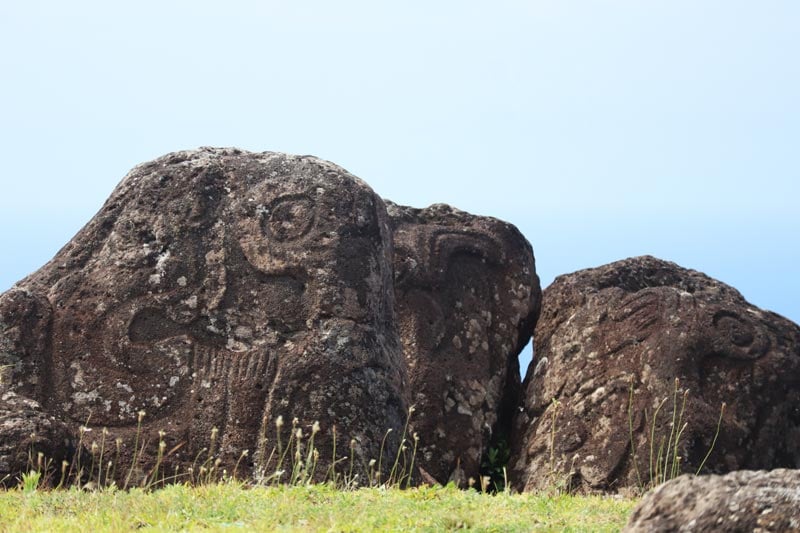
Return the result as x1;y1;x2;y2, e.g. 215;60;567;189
511;256;800;494
388;202;540;485
710;310;770;360
0;150;544;487
0;149;410;483
261;193;317;242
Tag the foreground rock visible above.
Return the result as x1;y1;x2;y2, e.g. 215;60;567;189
623;469;800;532
0;148;409;483
388;203;540;484
510;256;800;493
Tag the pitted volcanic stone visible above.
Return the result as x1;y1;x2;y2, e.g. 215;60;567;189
0;148;409;483
388;202;540;484
623;470;800;532
0;392;81;487
510;256;800;494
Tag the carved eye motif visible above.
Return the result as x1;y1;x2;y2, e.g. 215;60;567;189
712;310;769;359
714;311;754;347
262;194;315;242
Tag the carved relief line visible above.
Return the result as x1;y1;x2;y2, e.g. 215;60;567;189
260;193;317;242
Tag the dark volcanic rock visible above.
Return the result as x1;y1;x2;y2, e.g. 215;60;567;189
0;392;79;486
510;256;800;493
623;469;800;532
0;148;409;483
387;202;540;485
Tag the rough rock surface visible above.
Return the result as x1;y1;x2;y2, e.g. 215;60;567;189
0;147;410;483
0;392;79;486
623;469;800;532
387;202;540;484
510;256;800;493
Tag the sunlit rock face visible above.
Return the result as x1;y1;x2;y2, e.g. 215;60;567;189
388;202;540;485
0;148;409;483
623;469;800;532
510;256;800;494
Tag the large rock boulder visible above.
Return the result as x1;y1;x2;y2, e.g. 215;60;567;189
0;148;409;484
623;469;800;532
387;203;540;484
510;256;800;493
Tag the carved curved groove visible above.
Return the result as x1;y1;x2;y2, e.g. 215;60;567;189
260;193;316;242
431;231;503;275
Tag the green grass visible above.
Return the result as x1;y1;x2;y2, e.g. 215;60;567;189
0;483;636;532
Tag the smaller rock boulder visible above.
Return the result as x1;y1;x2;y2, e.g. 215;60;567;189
510;256;800;493
623;469;800;532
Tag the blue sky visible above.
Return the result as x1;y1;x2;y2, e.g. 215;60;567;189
1;2;798;372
